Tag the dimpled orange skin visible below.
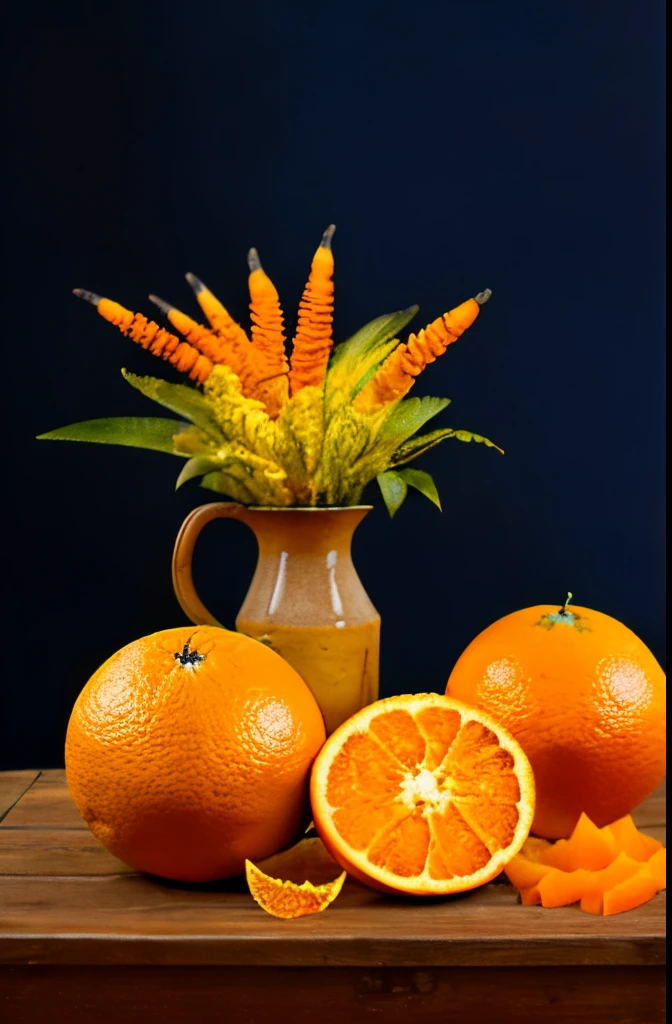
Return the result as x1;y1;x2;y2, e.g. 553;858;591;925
446;604;666;839
65;626;326;882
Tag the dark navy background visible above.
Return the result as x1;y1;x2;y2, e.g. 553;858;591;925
2;1;665;769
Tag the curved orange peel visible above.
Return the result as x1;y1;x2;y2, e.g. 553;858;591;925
245;837;347;919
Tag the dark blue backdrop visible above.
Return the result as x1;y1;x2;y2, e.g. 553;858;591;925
2;0;665;769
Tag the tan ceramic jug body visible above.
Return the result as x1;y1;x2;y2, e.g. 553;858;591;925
172;505;380;734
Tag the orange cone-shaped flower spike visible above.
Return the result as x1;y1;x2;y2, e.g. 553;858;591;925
289;225;335;395
73;290;214;384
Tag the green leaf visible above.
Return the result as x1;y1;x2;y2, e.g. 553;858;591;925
453;429;504;452
390;426;504;466
37;417;193;455
397;468;442;510
376;470;408;518
379;396;451;443
200;471;256;504
121;370;223;440
326;307;419;399
175;456;224;489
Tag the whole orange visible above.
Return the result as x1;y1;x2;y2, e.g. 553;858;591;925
65;626;326;881
446;600;666;838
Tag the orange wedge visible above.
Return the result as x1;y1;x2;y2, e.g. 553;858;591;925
603;868;659;916
608;815;664;860
506;813;666;916
310;694;535;896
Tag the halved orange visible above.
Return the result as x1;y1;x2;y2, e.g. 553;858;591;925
310;694;535;895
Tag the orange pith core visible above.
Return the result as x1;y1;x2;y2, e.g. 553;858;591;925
313;696;534;894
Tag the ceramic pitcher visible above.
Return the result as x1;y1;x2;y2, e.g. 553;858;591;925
172;504;380;734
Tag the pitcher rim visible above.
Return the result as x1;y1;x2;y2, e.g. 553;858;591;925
244;505;374;512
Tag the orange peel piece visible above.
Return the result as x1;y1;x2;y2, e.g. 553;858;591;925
245;837;347;919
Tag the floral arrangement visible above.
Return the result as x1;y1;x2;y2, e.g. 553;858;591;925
39;227;500;515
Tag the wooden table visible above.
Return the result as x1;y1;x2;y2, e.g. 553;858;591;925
0;771;665;1023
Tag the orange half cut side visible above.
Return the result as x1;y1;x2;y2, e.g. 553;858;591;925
310;694;535;896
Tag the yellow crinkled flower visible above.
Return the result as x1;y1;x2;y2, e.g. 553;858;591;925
273;386;326;504
213;443;293;506
204;366;279;461
314;403;379;506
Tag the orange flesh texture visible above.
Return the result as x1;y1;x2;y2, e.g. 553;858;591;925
65;626;326;882
446;604;666;839
310;695;535;896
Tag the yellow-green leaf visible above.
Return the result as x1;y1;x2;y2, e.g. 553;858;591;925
377;470;408;517
122;370;223;440
390;426;503;465
175;456;224;489
397;468;442;510
326;307;418;401
37;417;192;455
380;396;451;443
200;471;256;504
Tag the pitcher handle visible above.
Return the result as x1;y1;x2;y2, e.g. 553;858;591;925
172;502;246;627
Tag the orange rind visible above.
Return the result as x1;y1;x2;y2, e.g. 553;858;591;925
246;837;347;919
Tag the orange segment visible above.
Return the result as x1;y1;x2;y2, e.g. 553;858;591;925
541;838;574;872
368;809;431;877
603;868;659;917
369;708;427;768
310;694;535;896
648;848;666;890
427;804;492;880
579;852;642;914
415;706;462;771
326;731;406;850
608;815;663;860
504;853;553;891
507;809;666;917
543;813;616;872
537;868;592;908
520;885;543;906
